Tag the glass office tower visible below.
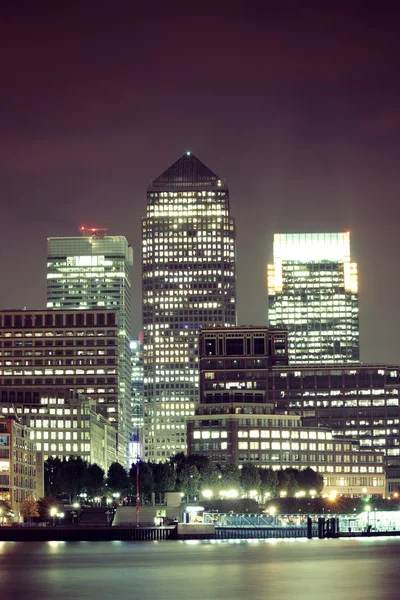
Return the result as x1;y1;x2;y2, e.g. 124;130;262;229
268;232;359;364
130;334;144;461
142;152;236;461
47;228;133;465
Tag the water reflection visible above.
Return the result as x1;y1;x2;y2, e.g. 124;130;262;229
48;540;65;551
0;538;399;600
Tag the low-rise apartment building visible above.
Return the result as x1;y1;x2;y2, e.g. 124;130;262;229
0;388;116;472
0;416;44;518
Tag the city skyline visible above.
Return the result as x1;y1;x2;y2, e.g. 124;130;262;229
1;3;400;366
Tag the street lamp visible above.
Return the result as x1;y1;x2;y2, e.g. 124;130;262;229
50;507;57;527
365;504;371;530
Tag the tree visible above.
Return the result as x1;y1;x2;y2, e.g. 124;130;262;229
240;463;261;497
170;452;186;469
37;496;60;522
153;462;176;492
44;456;63;496
185;454;210;471
20;494;39;522
59;457;88;502
176;465;201;501
277;469;290;494
297;467;324;494
83;464;105;498
286;469;300;497
220;463;241;490
107;462;129;493
0;499;12;524
129;461;154;503
259;468;279;500
199;463;221;493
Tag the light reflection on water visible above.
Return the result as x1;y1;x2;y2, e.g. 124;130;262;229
0;538;399;600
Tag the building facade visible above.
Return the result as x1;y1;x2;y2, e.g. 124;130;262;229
186;326;391;498
268;232;359;364
130;334;144;461
0;389;117;472
0;309;121;459
271;365;400;465
142;152;237;461
198;327;399;466
0;416;44;517
47;230;133;465
187;412;385;498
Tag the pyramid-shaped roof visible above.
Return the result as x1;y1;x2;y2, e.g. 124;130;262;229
150;152;222;188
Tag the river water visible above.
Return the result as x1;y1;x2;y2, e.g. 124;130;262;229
1;537;399;600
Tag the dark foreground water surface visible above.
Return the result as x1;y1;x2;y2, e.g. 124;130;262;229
1;537;400;600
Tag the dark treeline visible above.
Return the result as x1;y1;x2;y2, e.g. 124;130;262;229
45;453;324;503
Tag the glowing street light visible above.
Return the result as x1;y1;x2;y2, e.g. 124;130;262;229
50;507;57;527
269;506;276;516
202;490;213;499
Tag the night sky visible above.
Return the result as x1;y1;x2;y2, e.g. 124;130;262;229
1;2;400;363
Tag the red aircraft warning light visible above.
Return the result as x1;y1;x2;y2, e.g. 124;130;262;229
79;226;108;239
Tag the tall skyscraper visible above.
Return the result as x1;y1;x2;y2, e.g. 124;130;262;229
268;232;359;364
130;334;144;461
46;228;133;465
142;152;236;461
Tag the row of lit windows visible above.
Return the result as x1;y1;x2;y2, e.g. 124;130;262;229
30;431;86;440
36;443;90;452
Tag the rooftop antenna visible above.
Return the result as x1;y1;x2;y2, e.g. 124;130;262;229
79;226;108;239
